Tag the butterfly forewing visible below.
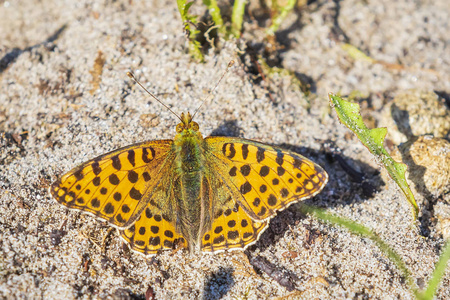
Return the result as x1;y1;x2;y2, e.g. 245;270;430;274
205;137;328;221
51;140;174;228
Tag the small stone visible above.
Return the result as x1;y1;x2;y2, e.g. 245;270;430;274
391;136;450;198
382;90;450;144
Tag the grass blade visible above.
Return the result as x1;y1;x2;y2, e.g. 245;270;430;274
176;0;204;61
267;0;297;36
202;0;225;35
231;0;247;38
417;241;450;300
300;204;416;294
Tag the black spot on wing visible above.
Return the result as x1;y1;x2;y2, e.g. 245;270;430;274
91;161;102;175
74;170;84;180
149;236;160;246
240;182;252;194
127;170;139;183
242;144;249;160
240;165;251;176
276;152;284;165
111;155;121;170
142;172;151;182
257;147;265;163
127;150;136;167
142;147;155;163
222;143;236;159
130;188;142;200
109;174;120;185
113;192;122;201
91;198;100;208
93;177;101;186
259;166;270;177
103;202;115;214
119;204;129;213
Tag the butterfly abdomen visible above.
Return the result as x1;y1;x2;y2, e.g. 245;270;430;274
173;131;209;252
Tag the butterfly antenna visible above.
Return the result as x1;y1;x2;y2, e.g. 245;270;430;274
192;60;234;120
127;71;183;122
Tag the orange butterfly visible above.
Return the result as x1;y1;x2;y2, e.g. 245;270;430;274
51;68;328;255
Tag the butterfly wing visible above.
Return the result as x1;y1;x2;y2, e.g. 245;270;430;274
119;202;188;255
204;137;328;221
118;162;189;255
50;140;175;228
199;170;268;253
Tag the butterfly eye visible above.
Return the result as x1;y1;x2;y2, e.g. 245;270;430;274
176;123;183;133
191;122;199;131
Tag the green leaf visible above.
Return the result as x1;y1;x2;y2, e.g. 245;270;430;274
184;1;194;15
328;93;418;218
341;43;376;63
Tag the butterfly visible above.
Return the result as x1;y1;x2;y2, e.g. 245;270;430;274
50;71;328;256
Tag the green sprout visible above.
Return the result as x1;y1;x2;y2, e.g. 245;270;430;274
202;0;225;35
176;0;300;57
177;0;204;61
328;93;418;218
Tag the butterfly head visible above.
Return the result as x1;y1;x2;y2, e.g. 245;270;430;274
176;112;200;134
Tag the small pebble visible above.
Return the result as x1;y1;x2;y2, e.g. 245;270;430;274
391;136;450;198
382;90;450;144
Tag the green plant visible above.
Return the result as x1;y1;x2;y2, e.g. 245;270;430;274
328;93;418;218
301;204;450;299
176;0;299;59
177;0;204;61
267;0;297;36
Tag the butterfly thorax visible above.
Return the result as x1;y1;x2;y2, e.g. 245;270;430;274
172;112;210;252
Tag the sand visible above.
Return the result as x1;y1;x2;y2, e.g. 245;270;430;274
0;0;449;299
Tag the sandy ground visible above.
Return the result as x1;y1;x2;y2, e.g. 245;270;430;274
0;0;449;299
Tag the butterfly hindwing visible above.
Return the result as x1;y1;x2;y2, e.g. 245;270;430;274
119;203;187;255
205;137;328;221
199;172;268;253
119;161;191;255
50;140;174;228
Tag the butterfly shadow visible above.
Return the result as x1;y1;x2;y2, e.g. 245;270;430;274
209;120;244;138
237;142;385;290
202;267;234;300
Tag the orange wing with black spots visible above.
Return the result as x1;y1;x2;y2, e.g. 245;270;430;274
201;195;268;253
50;140;174;228
118;161;190;255
199;170;268;253
119;203;187;255
204;137;328;221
